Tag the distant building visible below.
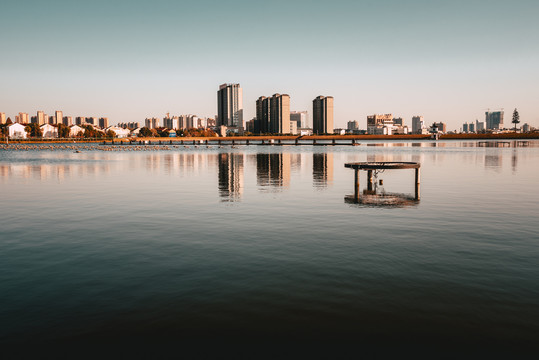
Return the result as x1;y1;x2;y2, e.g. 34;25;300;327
367;114;393;134
63;116;73;126
485;110;504;130
255;96;270;133
0;112;5;124
217;83;243;129
118;122;140;130
290;111;308;129
313;96;334;134
289;120;298;135
475;120;486;132
522;123;530;133
36;111;47;125
463;122;475;133
99;117;109;128
75;117;85;125
86;117;98;126
393;117;403;126
255;94;291;134
347;120;359;131
145;117;160;129
206;118;216;128
245;118;255;133
48;116;55;124
412;116;425;134
430;122;447;133
55;111;63;125
270;94;291;134
163;116;179;130
16;112;29;124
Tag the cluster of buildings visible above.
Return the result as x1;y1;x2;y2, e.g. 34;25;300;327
0;110;131;139
3;86;530;138
218;83;331;136
461;110;532;133
144;114;216;130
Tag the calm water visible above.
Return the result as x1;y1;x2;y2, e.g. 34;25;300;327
1;141;539;357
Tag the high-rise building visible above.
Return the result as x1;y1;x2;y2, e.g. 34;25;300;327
393;117;403;126
55;111;63;125
145;118;160;129
63;116;73;126
290;111;308;129
485;110;504;130
16;112;29;123
36;111;47;125
270;94;290;134
254;94;290;134
217;83;243;129
313;96;334;134
75;117;85;125
255;96;270;133
0;112;5;124
99;117;109;128
476;119;486;132
412;116;425;134
347;120;359;131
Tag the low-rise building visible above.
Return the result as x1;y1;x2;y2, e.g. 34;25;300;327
40;124;58;138
69;125;84;137
106;126;131;138
8;123;27;138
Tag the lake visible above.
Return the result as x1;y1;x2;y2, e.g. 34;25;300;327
1;140;538;357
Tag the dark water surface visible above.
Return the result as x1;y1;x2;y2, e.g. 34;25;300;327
1;141;538;357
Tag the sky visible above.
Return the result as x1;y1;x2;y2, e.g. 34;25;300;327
1;0;538;130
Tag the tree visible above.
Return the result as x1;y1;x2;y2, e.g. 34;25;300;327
25;123;43;138
139;127;152;137
512;108;520;132
106;129;116;138
57;124;70;138
6;117;12;125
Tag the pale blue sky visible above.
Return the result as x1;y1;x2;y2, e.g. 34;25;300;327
1;0;538;129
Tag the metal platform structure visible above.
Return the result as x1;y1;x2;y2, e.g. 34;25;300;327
344;162;421;202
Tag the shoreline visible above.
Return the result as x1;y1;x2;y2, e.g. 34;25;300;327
2;132;539;144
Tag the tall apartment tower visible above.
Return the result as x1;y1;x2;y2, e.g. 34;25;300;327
255;96;270;133
412;116;424;134
217;83;243;129
312;96;334;134
55;111;63;125
485;111;504;130
269;94;290;134
0;112;6;124
99;117;109;128
255;94;290;134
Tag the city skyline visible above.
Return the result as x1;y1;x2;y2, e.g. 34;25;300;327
1;0;538;130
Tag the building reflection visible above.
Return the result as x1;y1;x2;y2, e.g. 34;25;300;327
484;154;502;171
0;162;111;182
256;153;291;189
313;153;333;188
218;153;244;202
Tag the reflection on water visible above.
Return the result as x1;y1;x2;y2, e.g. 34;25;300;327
256;153;291;190
313;153;333;188
2;141;539;356
218;153;244;202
